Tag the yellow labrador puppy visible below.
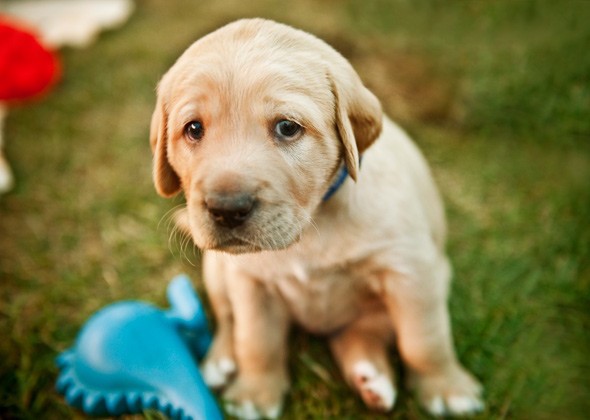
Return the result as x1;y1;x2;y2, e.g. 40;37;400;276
150;18;483;419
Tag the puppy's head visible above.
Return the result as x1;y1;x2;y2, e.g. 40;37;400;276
150;19;382;253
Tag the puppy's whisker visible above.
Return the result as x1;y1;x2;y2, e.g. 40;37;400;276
180;232;198;266
304;211;320;239
162;204;189;259
167;227;175;256
180;237;193;265
177;231;187;259
167;222;181;258
158;203;186;231
292;202;320;240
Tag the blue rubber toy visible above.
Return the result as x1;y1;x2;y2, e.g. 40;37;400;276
55;274;223;420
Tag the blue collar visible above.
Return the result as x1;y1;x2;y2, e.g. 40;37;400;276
322;163;351;202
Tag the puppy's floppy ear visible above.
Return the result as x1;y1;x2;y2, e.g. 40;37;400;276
329;64;382;181
150;79;181;197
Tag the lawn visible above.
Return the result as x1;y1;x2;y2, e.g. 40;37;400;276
1;0;589;419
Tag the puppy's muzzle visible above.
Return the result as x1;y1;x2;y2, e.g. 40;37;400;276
204;191;256;229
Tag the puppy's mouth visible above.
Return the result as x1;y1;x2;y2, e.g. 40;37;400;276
192;217;304;254
211;235;265;254
209;228;301;254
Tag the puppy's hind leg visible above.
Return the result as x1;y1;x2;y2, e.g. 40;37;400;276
329;312;397;412
382;254;484;416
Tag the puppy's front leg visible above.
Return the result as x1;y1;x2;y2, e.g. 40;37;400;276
381;254;483;416
201;253;237;388
223;272;291;420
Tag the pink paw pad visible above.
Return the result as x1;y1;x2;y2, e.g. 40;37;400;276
352;360;396;412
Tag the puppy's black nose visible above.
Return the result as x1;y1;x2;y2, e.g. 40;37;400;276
205;192;255;229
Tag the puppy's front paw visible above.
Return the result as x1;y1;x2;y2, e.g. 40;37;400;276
410;364;484;416
201;332;236;389
223;372;289;420
202;356;237;389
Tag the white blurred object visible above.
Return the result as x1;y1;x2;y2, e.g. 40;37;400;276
0;104;15;194
4;0;135;48
0;0;134;194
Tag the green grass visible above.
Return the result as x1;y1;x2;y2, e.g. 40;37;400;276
1;0;589;418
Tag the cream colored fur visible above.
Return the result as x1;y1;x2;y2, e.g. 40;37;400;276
151;18;483;419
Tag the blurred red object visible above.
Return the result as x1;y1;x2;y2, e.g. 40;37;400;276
0;18;61;102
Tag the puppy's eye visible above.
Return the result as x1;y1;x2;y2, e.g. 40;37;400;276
274;120;302;139
184;121;204;141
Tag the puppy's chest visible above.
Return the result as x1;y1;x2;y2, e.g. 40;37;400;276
260;258;377;334
233;230;388;333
